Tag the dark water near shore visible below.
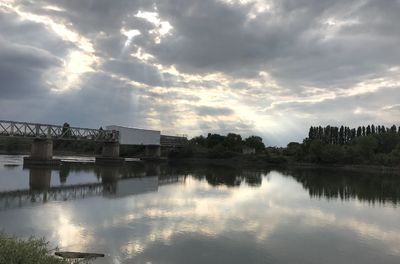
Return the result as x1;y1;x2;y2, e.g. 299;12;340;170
1;155;400;264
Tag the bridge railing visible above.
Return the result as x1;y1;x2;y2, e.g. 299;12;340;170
0;120;119;142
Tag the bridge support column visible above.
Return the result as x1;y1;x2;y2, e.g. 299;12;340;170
95;142;125;165
142;145;161;160
23;139;61;166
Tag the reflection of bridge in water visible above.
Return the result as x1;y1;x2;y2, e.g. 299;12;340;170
0;164;183;211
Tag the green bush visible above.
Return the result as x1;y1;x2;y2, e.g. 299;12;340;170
320;144;344;164
168;145;195;159
207;144;237;159
0;233;88;264
265;155;288;165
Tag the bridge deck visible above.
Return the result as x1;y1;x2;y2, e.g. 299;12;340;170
0;120;118;142
0;120;188;147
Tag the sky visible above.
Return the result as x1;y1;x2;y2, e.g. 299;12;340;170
0;0;399;146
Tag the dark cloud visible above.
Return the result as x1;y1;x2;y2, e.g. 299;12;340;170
0;9;72;98
0;72;153;129
195;105;234;116
0;38;62;98
102;58;173;87
149;0;400;89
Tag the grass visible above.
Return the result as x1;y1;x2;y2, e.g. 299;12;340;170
0;233;90;264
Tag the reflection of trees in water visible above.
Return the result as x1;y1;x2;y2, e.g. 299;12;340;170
59;162;265;188
41;162;265;189
185;165;265;187
286;168;400;205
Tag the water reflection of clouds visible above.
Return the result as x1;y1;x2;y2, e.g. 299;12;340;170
53;207;92;249
119;172;400;261
1;169;400;263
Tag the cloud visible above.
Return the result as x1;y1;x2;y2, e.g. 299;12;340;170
102;58;174;87
0;38;62;98
0;0;399;145
382;104;400;112
195;105;234;117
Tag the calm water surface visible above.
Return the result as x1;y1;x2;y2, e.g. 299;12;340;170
0;155;400;264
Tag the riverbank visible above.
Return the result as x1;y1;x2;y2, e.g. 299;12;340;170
169;155;400;174
1;150;399;175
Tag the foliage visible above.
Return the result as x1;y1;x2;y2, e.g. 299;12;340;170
188;133;266;158
287;168;400;204
0;233;90;264
0;138;31;153
53;140;100;154
292;124;400;166
168;145;195;159
207;144;238;159
244;136;265;153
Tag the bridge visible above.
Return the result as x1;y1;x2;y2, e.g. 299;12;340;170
0;120;118;142
0;120;187;165
0;176;183;211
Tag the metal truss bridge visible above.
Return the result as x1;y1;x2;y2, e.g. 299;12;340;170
0;120;118;142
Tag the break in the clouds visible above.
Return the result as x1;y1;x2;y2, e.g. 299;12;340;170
0;0;399;146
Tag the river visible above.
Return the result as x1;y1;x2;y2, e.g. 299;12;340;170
0;154;399;264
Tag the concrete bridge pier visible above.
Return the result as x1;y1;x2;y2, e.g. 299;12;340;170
95;142;125;165
23;138;61;166
143;145;161;160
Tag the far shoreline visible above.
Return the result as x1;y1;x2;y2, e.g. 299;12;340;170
167;156;400;174
0;151;399;175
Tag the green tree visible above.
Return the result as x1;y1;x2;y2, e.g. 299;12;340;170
308;126;314;140
244;136;265;153
223;133;243;152
321;144;344;164
190;135;206;146
339;126;344;144
357;127;362;137
366;125;371;136
354;136;378;160
206;133;225;148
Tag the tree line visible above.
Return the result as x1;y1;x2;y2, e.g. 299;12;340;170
308;124;400;145
191;133;265;152
169;133;266;159
283;124;400;166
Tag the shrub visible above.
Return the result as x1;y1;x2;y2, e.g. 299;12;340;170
0;233;88;264
207;144;237;159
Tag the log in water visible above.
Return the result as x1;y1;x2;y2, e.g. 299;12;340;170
55;251;105;259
